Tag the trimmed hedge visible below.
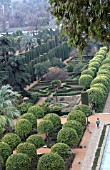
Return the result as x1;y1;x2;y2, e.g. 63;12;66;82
79;75;93;89
28;105;44;119
87;87;105;112
43;113;61;126
51;143;70;160
0;142;12;162
62;120;83;136
57;127;78;146
15;119;32;139
26;134;44;149
16;142;36;158
67;110;86;125
20;112;37;129
6;153;31;170
37;153;65;170
2;133;21;151
37;120;54;135
74;104;92;116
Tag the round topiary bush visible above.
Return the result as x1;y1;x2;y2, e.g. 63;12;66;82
87;87;105;112
99;64;110;72
6;153;31;170
37;153;65;170
43;113;61;126
88;62;101;69
79;75;93;89
16;142;36;158
74;104;92;116
2;133;21;151
28;105;44;119
81;69;94;77
0;142;12;162
51;143;70;160
18;102;32;115
20;112;37;129
91;83;108;95
26;134;44;149
37;120;54;136
97;69;110;77
57;128;78;146
15;119;32;139
62;120;83;136
67;110;86;125
90;75;109;88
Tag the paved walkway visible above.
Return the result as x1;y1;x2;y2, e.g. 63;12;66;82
103;91;110;113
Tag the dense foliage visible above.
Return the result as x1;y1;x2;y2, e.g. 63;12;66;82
62;120;83;136
51;143;70;160
16;142;36;159
43;113;61;127
67;110;86;125
0;142;12;162
48;0;110;51
6;153;31;170
2;133;21;151
20;112;37;129
28;105;44;119
74;104;92;116
57;127;78;146
15;119;32;139
37;153;65;170
26;134;44;149
37;120;54;135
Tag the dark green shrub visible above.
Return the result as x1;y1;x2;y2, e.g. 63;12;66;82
6;153;31;170
43;113;61;126
40;102;50;115
0;126;3;139
51;143;70;160
66;63;74;72
2;133;21;151
37;153;65;170
79;75;93;89
67;110;86;125
37;120;54;136
0;156;4;170
50;105;62;115
87;87;105;112
74;104;92;116
81;91;89;105
18;102;32;115
15;119;32;139
57;128;78;146
16;142;36;158
26;134;44;149
20;112;37;129
62;120;83;136
0;142;12;162
28;105;44;119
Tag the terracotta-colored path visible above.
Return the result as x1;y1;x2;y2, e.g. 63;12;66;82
71;113;110;170
37;114;110;170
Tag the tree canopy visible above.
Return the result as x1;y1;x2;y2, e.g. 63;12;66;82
48;0;110;51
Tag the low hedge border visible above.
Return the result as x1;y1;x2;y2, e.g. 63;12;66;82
53;91;81;96
92;125;107;170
